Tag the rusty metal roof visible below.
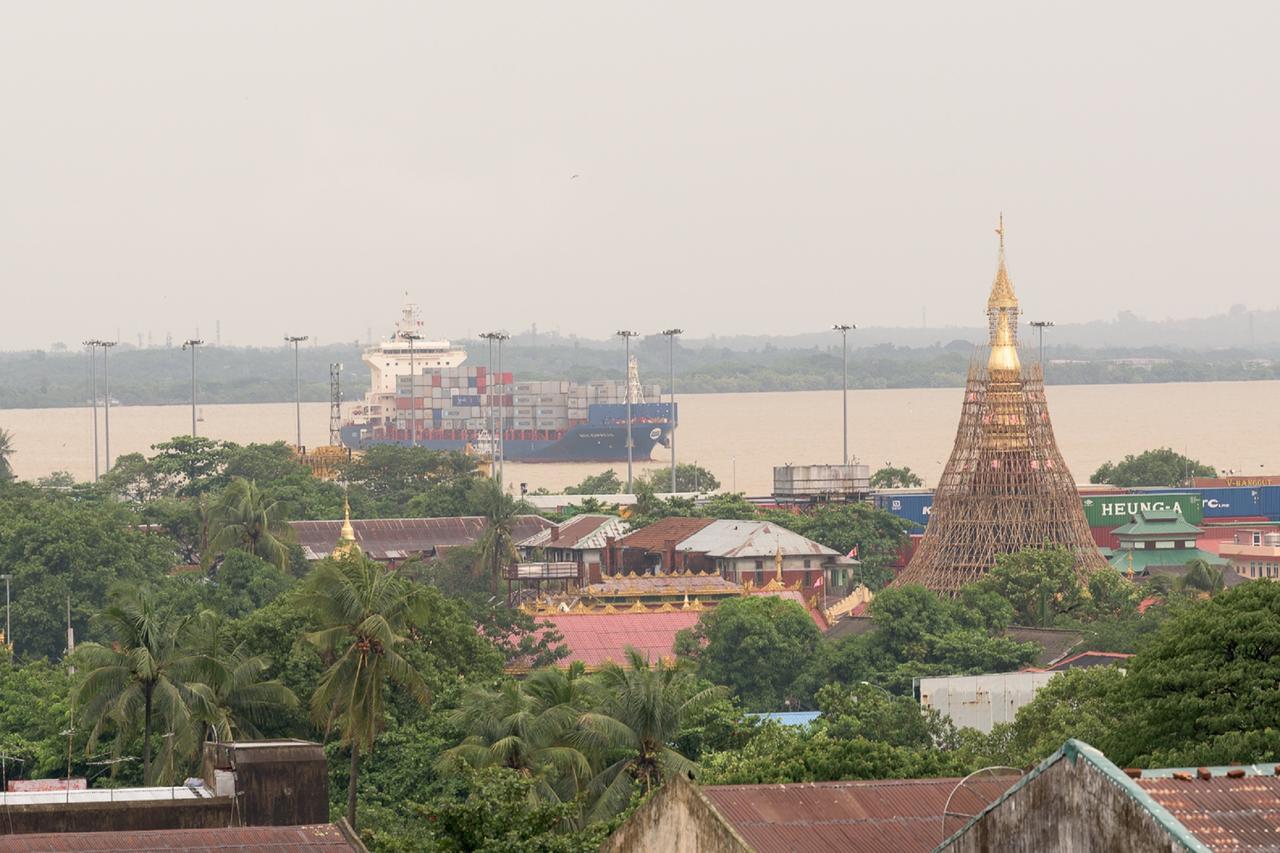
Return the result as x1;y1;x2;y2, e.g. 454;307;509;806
584;572;741;598
615;516;715;551
531;610;701;669
676;520;839;559
517;514;629;551
0;824;361;851
1138;773;1280;850
701;777;1017;853
291;515;553;561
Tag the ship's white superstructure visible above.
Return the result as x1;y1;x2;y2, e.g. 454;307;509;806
362;303;467;395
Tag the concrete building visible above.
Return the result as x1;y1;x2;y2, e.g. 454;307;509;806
1218;528;1280;580
941;739;1280;851
512;513;628;586
917;671;1060;734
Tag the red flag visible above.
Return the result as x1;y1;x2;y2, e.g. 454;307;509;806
847;545;859;558
812;574;823;588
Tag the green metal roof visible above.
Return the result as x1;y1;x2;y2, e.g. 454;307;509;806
937;739;1210;852
1107;548;1227;574
1112;509;1203;539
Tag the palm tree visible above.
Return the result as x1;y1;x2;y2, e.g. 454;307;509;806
576;648;724;822
471;479;520;596
72;588;217;784
0;427;14;483
299;552;433;829
203;477;293;570
185;610;298;744
440;664;592;806
1178;558;1226;596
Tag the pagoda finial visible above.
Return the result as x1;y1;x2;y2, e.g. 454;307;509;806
995;211;1005;251
987;214;1018;313
775;538;784;581
333;488;360;558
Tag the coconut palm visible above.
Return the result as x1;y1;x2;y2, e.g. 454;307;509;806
576;648;724;822
1178;558;1226;596
72;588;217;784
185;610;298;744
0;427;14;483
203;477;293;570
471;479;520;596
440;664;592;805
299;552;432;829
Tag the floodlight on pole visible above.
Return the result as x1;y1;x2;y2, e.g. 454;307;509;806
1029;321;1054;378
616;330;639;492
661;328;683;493
284;336;309;448
479;332;500;477
99;341;117;472
495;332;509;485
83;340;102;481
181;339;204;436
832;324;855;466
396;331;422;447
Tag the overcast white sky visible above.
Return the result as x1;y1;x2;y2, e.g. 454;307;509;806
2;2;1277;349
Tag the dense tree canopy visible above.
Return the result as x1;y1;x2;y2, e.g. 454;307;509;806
1091;447;1217;487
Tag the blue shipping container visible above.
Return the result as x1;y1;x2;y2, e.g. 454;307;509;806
872;492;933;529
1134;486;1265;518
1261;486;1280;522
452;394;481;406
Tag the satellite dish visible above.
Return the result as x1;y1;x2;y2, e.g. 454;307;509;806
940;766;1023;843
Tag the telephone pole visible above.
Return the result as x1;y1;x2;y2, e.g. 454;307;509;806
83;340;101;481
100;340;116;472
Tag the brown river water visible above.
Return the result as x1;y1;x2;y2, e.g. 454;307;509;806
3;381;1277;495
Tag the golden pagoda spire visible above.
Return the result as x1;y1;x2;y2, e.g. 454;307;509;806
987;213;1019;313
774;539;784;581
332;490;361;558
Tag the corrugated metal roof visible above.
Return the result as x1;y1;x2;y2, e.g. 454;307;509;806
291;515;553;560
701;777;1016;853
615;516;715;551
0;824;360;851
1139;774;1280;850
517;514;629;550
584;572;741;598
533;610;701;668
675;519;839;559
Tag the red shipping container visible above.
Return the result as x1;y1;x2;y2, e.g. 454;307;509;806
1090;525;1119;550
432;375;441;387
396;398;410;410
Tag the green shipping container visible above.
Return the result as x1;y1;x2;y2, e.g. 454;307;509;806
1080;493;1204;527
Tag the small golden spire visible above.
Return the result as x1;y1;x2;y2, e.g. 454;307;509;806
987;214;1018;313
332;490;361;558
775;539;784;581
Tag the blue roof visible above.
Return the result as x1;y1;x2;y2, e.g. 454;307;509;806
750;711;821;727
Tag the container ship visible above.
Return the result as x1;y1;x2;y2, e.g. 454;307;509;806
339;304;676;462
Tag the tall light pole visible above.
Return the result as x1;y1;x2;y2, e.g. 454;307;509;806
83;340;101;481
479;332;500;477
284;336;308;448
616;330;638;492
495;332;509;485
1;573;11;651
661;328;682;493
1030;320;1054;380
182;339;203;436
100;340;116;472
396;331;421;447
832;324;855;466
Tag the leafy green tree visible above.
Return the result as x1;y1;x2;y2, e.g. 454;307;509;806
870;465;923;489
678;596;821;711
203;478;294;570
1111;581;1280;767
0;652;75;780
564;469;623;495
1090;447;1216;487
697;492;760;520
340;445;484;517
577;649;723;822
1177;557;1226;596
1003;665;1127;765
150;436;233;496
816;681;955;749
636;463;720;493
72;587;216;784
440;666;592;806
972;548;1090;627
299;553;434;829
0;427;16;483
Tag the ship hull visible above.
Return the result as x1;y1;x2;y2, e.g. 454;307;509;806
340;422;671;463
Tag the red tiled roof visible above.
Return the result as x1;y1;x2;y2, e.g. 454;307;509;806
615;516;714;551
701;776;1017;853
0;824;360;852
291;515;553;560
1138;775;1280;851
535;610;701;668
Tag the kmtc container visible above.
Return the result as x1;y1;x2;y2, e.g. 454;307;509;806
1080;493;1204;527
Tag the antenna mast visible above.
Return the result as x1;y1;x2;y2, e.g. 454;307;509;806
329;363;343;446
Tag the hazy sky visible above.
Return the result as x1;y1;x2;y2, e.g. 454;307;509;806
3;2;1277;350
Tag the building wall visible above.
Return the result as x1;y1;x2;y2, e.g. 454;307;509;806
725;555;822;586
941;754;1182;852
919;672;1059;733
601;775;751;853
0;798;234;835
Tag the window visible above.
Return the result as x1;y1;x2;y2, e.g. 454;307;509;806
803;558;812;569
